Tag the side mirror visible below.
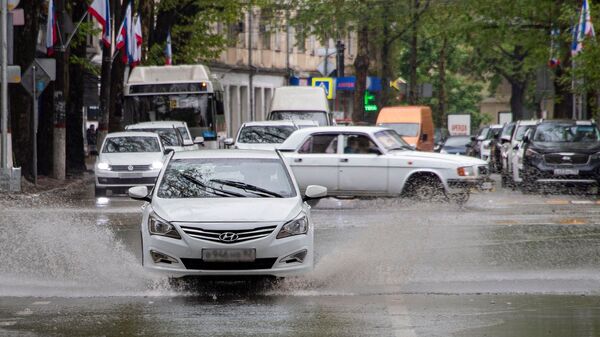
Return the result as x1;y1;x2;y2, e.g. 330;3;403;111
193;136;205;145
224;138;235;147
470;136;476;142
183;139;194;146
522;135;530;143
128;186;151;202
303;185;327;201
421;133;428;142
164;148;174;155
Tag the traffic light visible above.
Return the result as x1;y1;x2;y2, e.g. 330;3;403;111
364;91;377;112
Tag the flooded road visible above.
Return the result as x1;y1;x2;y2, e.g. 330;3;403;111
1;182;600;336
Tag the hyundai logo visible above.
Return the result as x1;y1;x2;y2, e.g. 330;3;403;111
128;165;134;171
562;156;571;161
219;232;239;242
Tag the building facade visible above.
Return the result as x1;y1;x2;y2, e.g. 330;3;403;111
211;9;356;136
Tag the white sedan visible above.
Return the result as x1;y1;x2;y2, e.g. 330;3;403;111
95;132;166;197
278;126;490;203
128;150;326;278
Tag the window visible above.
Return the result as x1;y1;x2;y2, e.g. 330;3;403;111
102;137;161;153
298;134;338;154
343;134;380;154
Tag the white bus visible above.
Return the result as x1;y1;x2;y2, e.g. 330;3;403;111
123;65;225;146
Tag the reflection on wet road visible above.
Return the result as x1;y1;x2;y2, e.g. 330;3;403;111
1;186;600;336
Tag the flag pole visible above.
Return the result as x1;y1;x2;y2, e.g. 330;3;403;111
64;11;89;49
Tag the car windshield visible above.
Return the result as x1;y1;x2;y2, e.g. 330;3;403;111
444;136;471;147
501;123;515;138
238;125;296;144
102;136;161;153
489;127;503;139
514;125;534;141
533;123;600;143
377;123;419;137
132;128;182;146
477;127;490;139
269;111;328;126
157;158;296;198
374;130;412;150
177;127;190;140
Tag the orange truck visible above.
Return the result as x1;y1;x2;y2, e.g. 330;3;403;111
376;106;435;151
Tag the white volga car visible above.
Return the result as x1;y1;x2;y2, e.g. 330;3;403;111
128;150;326;278
278;126;490;203
224;120;319;150
125;121;204;152
95;132;166;197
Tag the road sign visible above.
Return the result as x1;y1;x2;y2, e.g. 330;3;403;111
316;60;336;77
390;77;407;91
21;58;55;98
311;77;334;99
4;65;21;83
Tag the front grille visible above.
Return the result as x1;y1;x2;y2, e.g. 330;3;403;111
180;258;277;270
544;153;589;165
97;177;156;185
180;225;278;244
110;164;152;171
478;165;489;176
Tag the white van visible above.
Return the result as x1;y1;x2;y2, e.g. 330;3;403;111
267;86;332;126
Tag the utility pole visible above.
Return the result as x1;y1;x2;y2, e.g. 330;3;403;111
1;0;8;171
98;0;115;147
53;0;67;180
248;5;254;121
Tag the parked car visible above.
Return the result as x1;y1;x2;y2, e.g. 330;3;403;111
376;106;435;151
480;124;503;162
278;126;490;203
499;120;538;187
433;128;450;152
267;86;333;126
125;121;204;151
95;132;166;197
520;119;600;192
128;149;327;278
467;126;489;158
439;135;472;155
224;120;319;150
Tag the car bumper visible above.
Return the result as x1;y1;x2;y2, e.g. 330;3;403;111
143;225;314;277
447;177;493;192
523;162;600;185
95;170;160;188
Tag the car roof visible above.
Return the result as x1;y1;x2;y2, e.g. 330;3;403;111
279;126;390;150
171;149;281;160
106;131;160;138
127;121;186;129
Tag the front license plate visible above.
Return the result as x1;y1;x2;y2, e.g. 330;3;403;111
554;168;579;175
118;172;143;178
202;249;256;262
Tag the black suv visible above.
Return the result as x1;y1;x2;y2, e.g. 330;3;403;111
521;120;600;190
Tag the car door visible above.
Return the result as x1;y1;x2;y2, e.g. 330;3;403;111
285;133;341;192
338;133;388;193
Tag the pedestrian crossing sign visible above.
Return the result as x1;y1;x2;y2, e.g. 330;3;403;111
311;77;334;99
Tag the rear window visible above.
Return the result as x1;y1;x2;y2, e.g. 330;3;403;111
269;111;329;126
238;125;296;144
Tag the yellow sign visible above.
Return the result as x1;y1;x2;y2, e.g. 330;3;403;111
311;77;334;99
390;77;407;91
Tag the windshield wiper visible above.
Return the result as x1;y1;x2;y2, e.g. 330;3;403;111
262;132;286;141
181;174;245;197
210;179;283;198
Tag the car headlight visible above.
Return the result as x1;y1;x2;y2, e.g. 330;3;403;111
150;161;163;170
591;152;600;160
97;162;110;170
457;166;475;177
277;215;308;239
148;213;181;239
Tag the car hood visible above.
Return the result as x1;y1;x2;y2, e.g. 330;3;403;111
98;153;164;165
389;150;486;165
152;197;303;222
530;142;600;154
235;143;279;151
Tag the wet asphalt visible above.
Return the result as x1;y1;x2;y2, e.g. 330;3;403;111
1;178;600;336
